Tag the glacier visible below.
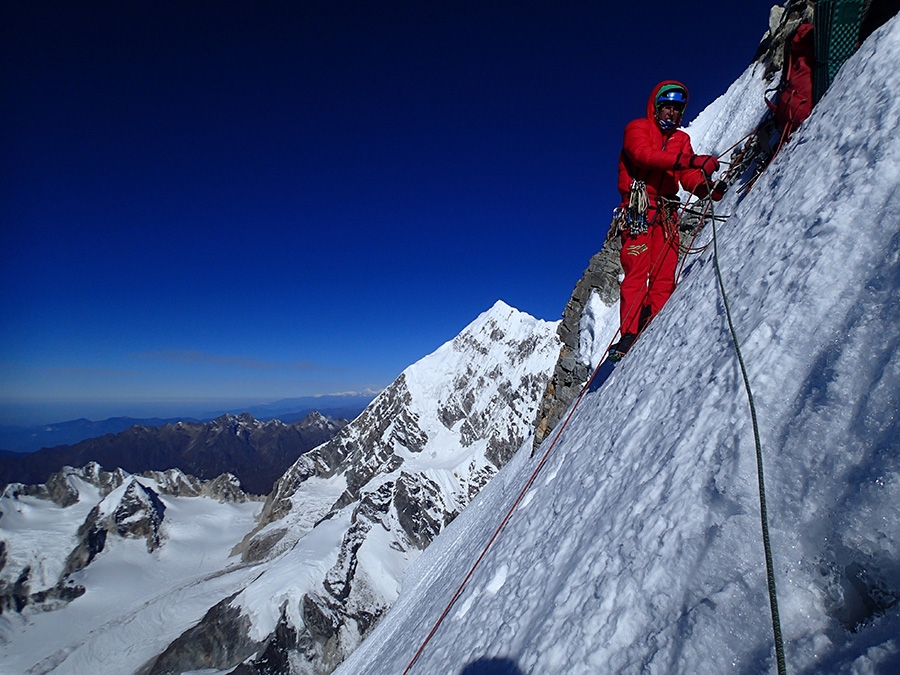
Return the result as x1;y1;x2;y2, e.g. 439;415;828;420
335;12;900;675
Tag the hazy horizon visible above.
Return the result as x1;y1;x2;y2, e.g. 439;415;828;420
0;390;380;427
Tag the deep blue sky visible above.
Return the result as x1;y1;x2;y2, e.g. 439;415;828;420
1;1;777;424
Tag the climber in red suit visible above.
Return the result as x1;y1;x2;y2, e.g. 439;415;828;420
609;80;723;360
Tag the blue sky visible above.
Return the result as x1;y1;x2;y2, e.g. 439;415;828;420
1;1;778;424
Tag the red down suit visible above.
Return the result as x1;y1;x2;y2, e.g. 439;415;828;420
616;80;709;336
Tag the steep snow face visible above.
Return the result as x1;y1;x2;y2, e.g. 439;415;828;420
684;58;773;157
336;15;900;675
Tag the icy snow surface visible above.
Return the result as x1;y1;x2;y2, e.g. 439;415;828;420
0;477;102;593
336;15;900;675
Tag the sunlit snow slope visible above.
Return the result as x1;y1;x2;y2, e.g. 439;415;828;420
337;15;900;675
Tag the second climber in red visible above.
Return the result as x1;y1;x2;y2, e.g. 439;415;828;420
609;80;724;360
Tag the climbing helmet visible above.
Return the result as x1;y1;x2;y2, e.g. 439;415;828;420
655;85;686;130
656;85;687;110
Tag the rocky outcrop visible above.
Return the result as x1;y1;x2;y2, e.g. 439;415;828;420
2;473;173;616
200;472;254;503
0;566;85;615
532;240;622;451
1;462;130;507
252;377;419;534
63;478;167;577
2;462;255;506
393;471;456;549
754;0;816;79
138;593;261;675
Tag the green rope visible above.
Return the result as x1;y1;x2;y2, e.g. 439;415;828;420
708;199;788;675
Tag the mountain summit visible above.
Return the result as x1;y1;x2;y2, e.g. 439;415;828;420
138;300;560;675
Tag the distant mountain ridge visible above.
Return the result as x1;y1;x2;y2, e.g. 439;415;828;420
0;417;203;455
0;412;349;495
209;392;378;424
0;392;376;454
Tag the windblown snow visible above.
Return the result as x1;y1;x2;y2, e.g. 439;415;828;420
336;14;900;675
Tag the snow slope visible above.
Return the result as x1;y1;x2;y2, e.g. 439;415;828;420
208;300;561;673
336;14;900;675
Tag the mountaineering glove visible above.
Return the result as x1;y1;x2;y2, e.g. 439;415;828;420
711;180;727;201
688;154;720;177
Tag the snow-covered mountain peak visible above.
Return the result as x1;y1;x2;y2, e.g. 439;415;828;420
301;410;331;427
210;412;269;434
402;300;559;463
2;462;129;508
446;299;546;357
136;303;561;674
